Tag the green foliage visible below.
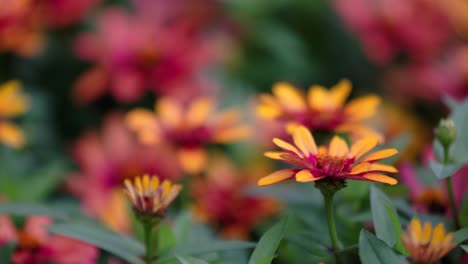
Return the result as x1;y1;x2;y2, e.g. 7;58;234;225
358;230;408;264
48;221;145;264
454;227;468;244
176;256;209;264
0;201;71;220
157;223;177;255
429;160;464;180
248;216;289;264
370;186;407;255
0;243;15;263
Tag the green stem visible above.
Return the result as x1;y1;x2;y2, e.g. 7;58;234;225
323;192;343;264
442;146;460;229
144;223;153;264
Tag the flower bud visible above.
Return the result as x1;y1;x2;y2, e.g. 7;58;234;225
435;118;456;149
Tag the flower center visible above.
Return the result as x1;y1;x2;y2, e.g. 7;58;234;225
415;187;447;214
316;154;349;176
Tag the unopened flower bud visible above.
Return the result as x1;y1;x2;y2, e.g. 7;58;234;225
435;119;456;149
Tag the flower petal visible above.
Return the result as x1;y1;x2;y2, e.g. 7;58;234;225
156;97;182;127
345;95;380;121
361;148;398;163
328;136;349;157
307;85;329;110
368;163;398;173
273;138;302;157
187;97;214;127
362;173;398;185
292;126;318;156
295;169;323;182
256;94;282;119
347;136;378;159
258;169;296;186
264;151;288;160
272;82;306;112
329;79;351;108
178;147;207;174
0;122;25;148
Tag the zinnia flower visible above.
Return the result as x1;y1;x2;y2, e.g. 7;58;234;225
402;218;455;263
0;81;29;148
256;79;381;141
67;113;182;232
0;215;97;264
123;175;181;217
126;96;249;173
258;125;398;186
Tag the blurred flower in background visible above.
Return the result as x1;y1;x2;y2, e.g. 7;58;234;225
73;0;230;103
67;113;182;232
0;81;29;148
256;80;381;141
0;215;97;263
191;154;278;240
126;96;249;174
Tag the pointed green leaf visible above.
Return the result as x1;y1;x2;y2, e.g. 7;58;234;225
0;202;69;220
370;186;407;255
454;227;468;244
429;160;464;180
248;216;289;264
359;230;408;264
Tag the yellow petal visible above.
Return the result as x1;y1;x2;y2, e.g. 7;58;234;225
328;136;349;157
126;109;159;136
258;169;295;186
421;222;432;245
329;79;351;108
431;223;446;244
0;80;30;117
150;176;160;190
178;147;207;174
273;138;302;157
156;97;182;127
186;97;214;127
307;85;330;110
347;136;378;159
409;218;423;243
295;169;322;182
272;82;306;112
345;95;380;121
361;149;398;162
292;126;318;156
0;122;25;148
214;125;250;143
362;173;397;185
367;163;398;173
350;162;371;175
264;151;287;160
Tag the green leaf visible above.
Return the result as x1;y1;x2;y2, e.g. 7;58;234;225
0;243;15;261
460;245;468;253
156;240;256;263
157;222;177;254
285;234;329;258
0;201;69;220
370;186;407;255
20;161;67;201
248;216;289;264
176;256;209;264
429;160;464;180
48;221;145;264
359;230;408;264
453;227;468;244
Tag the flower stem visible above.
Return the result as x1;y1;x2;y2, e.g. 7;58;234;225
144;223;153;264
323;192;343;264
442;146;460;229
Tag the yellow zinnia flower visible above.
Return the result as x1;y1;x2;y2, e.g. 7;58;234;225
402;218;456;263
256;79;381;140
123;175;181;217
0;81;29;148
126;97;249;173
258;125;398;186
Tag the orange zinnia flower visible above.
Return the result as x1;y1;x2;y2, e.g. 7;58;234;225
402;218;456;263
0;81;29;148
256;79;381;140
123;175;181;217
126;97;249;173
258;125;398;186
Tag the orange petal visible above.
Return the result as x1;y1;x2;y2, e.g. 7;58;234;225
367;163;398;173
328;136;349;157
0;122;25;148
125;109;160;144
361;148;398;162
156;97;182;127
295;169;322;182
345;95;380;121
178;147;207;174
292;126;318;156
258;169;296;186
273;138;302;157
347;136;378;159
214;125;250;143
362;173;397;185
272;82;306;112
0;80;30;117
350;162;371;175
264;151;287;160
307;85;329;110
186;97;214;127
